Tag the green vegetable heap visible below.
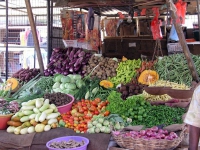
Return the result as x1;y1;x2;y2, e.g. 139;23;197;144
106;91;186;128
109;59;141;86
155;53;200;86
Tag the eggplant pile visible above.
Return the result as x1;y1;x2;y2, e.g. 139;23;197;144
44;47;92;76
12;68;40;82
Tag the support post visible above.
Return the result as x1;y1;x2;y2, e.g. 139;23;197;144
24;0;44;75
167;0;199;82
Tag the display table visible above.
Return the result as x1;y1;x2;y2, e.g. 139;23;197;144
188;41;200;55
0;128;111;150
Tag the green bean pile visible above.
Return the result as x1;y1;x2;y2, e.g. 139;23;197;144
155;53;200;86
35;76;54;92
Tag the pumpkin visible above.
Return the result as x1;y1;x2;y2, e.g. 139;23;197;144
122;56;127;61
100;80;114;88
138;70;159;85
4;78;20;92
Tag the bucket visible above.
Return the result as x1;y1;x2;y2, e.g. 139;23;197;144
0;114;13;130
57;94;74;114
46;136;89;150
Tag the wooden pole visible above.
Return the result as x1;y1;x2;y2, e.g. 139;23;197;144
167;0;199;82
24;0;44;75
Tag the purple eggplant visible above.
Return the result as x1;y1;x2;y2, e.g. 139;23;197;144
69;59;77;65
73;49;81;58
78;51;85;57
53;48;60;53
74;64;81;72
69;49;76;60
69;66;74;73
74;57;84;67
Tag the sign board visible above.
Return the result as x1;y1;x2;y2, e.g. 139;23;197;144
63;40;78;47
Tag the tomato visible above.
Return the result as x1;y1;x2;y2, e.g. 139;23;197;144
103;110;110;116
82;106;88;111
94;98;101;103
91;101;98;106
94;110;99;115
100;101;107;107
78;108;84;113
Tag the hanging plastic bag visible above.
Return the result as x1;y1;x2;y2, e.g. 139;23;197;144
151;7;163;40
169;24;179;41
175;0;187;24
141;9;146;16
87;7;95;31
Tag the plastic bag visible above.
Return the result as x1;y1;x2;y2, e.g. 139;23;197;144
141;8;146;16
175;0;187;24
87;7;95;31
169;24;179;41
151;7;163;40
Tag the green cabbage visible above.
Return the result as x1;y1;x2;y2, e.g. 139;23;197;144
54;74;64;83
64;83;77;90
76;79;85;88
72;74;82;80
61;76;71;83
60;83;65;90
52;82;60;89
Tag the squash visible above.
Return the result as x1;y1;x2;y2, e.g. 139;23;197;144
100;80;114;88
138;70;159;85
122;56;127;61
4;78;20;92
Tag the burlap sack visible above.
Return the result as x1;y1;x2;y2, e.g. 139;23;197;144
163;123;186;132
121;125;144;131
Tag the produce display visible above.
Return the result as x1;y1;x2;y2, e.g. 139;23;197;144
109;59;141;86
0;99;19;114
52;74;84;96
82;55;119;79
117;82;146;100
44;92;72;107
142;80;189;101
7;98;60;134
106;91;186;127
1;51;192;150
60;98;109;133
12;68;40;83
112;126;178;140
87;114;124;134
44;47;92;76
155;53;200;86
49;139;85;149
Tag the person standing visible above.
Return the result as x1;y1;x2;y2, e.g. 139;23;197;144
184;82;200;150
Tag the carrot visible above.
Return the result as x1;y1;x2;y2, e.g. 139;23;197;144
7;121;22;127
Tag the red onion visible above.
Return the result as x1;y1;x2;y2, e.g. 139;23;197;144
151;126;159;132
163;129;168;135
112;131;120;136
140;130;146;136
158;129;164;134
169;132;178;138
146;131;153;137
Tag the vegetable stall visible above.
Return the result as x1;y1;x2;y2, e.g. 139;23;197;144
0;48;194;149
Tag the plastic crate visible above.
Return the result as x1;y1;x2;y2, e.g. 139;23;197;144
167;43;183;53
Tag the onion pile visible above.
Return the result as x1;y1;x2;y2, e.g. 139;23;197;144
113;126;178;140
44;47;92;76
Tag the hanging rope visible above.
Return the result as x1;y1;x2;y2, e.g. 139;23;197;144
152;39;163;61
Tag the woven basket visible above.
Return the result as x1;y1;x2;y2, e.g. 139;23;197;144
112;128;186;150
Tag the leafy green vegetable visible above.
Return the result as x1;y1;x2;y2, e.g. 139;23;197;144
76;79;85;89
64;83;76;90
61;76;71;83
54;74;64;83
53;82;60;89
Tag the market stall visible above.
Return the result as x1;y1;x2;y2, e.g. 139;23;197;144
0;0;200;150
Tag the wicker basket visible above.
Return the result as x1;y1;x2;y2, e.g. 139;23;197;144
112;128;186;150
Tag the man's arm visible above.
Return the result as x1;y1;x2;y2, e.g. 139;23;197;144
189;125;200;150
